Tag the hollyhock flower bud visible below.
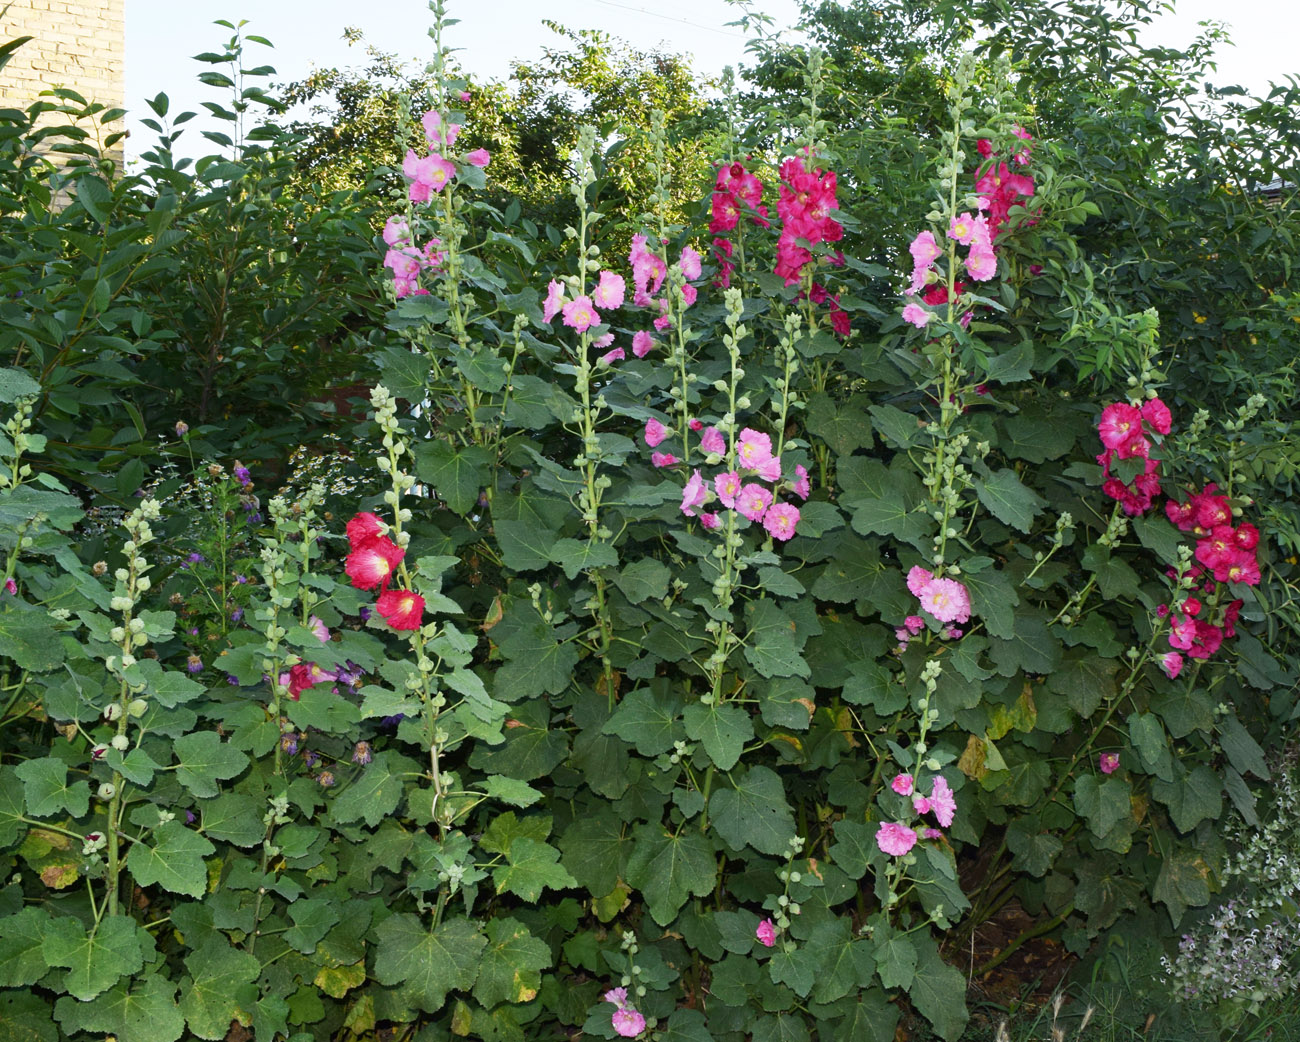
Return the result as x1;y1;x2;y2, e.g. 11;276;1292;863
376;589;425;631
1141;397;1172;435
688;418;704;431
465;148;491;167
644;418;667;447
876;822;917;857
756;918;777;947
699;512;720;530
1161;652;1184;678
891;774;914;796
650;452;677;468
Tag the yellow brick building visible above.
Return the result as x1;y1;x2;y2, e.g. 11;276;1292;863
0;0;126;163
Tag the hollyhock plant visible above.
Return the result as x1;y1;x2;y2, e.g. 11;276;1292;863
605;987;646;1038
876;822;917;857
376;589;425;631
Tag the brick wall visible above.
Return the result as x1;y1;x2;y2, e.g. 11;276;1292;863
0;0;126;164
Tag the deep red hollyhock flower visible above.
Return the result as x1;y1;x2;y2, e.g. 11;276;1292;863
346;511;386;548
376;589;425;631
345;536;404;592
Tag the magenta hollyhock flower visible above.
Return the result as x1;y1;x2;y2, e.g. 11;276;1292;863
906;566;934;597
465;147;491;167
681;469;708;517
904;615;924;635
346;512;387;548
699;426;726;456
543;279;565;323
965;246;997;281
912;794;931;815
680;245;703;279
593;270;626;310
791;464;811;501
736;428;774;470
876;822;917;857
631;330;655;358
562;296;600;332
1141;397;1172;435
644;418;667;447
714;471;741;508
600;347;625;365
653;314;672;332
680;283;698;307
756;456;783;483
891;774;914;796
689;418;704;431
699;512;720;530
1234;523;1260;550
1098;402;1143;450
763;502;800;541
612;1008;646;1038
376;589;425;631
919;577;971;624
737;483;773;522
902;301;931;328
929;775;956;828
756;918;777;948
1099;752;1120;775
651;452;677;468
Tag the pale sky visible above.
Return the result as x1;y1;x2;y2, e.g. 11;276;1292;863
122;0;1300;160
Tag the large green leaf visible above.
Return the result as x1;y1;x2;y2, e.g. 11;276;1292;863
179;938;259;1040
708;766;795;856
329;750;417;827
1152;765;1222;834
973;467;1045;532
172;731;249;798
493;837;578;902
683;701;753;771
908;942;970;1041
625;824;717;925
41;914;143;1001
125;821;215;898
412;441;493;514
0;906;50;986
473;917;551;1007
53;974;184;1042
372;914;485;1013
603;685;684;756
14;757;89;818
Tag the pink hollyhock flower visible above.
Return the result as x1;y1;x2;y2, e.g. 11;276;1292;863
680;245;703;279
600;347;625;365
965;246;998;282
902;301;931;328
1141;398;1172;435
929;775;956;828
376;589;425;631
699;426;726;456
3;578;14;595
944;626;963;639
680;283;698;307
763;502;800;541
1099;752;1120;774
756;456;783;483
593;270;626;310
383;216;410;246
1223;599;1243;639
1186;621;1223;660
309;615;330;643
604;987;628;1007
592;333;615;350
736;428;774;470
918;578;971;624
895;627;912;644
347;512;387;548
923;828;944;840
651;452;677;468
948;212;981;245
1223;553;1261;587
1181;596;1202;618
1234;523;1260;550
459;90;471;102
345;536;404;592
714;471;741;508
792;465;811;501
1191;485;1231;530
403;150;457;200
909;230;943;268
681;469;708;516
756;918;777;947
612;1008;646;1038
1168;613;1196;651
891;774;914;796
561;296;600;332
906;566;934;597
644;418;667;447
288;662;335;699
904;615;925;635
632;330;655;358
912;794;931;814
1161;651;1184;678
689;419;704;431
876;822;917;857
737;483;773;522
699;512;720;530
543;280;565;323
653;315;672;332
465;147;491;167
1098;402;1144;451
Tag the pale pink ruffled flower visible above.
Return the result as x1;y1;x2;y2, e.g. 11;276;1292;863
918;578;971;624
904;615;924;635
612;1008;646;1038
593;270;626;310
714;471;741;508
902;302;931;329
965;246;997;282
929;775;956;828
906;566;935;597
756;456;782;483
737;484;772;522
309;615;330;643
543;280;565;323
876;822;917;857
736;428;774;470
763;502;800;541
891;774;914;796
792;464;811;501
680;245;703;279
561;296;599;332
912;794;932;815
699;426;726;456
756;918;777;947
383;216;410;246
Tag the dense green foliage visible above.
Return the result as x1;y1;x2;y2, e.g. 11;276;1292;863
0;2;1299;1041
